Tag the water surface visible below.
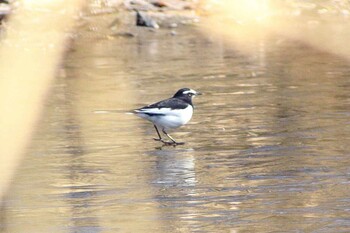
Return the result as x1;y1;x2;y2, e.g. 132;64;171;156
1;21;350;232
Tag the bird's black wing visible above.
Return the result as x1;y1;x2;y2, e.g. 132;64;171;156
142;98;188;110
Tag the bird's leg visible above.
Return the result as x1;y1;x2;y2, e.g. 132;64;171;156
153;125;170;144
153;126;175;145
162;129;185;145
153;125;163;141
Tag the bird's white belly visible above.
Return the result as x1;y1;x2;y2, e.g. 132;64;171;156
158;105;193;129
138;105;193;129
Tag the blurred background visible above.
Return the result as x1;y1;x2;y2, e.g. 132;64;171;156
0;0;350;232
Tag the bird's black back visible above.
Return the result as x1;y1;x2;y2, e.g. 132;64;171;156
142;97;189;110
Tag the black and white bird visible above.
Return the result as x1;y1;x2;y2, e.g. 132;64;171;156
133;88;201;145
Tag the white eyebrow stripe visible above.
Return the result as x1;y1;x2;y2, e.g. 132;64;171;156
183;90;195;94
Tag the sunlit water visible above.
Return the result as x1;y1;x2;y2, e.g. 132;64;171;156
1;21;350;232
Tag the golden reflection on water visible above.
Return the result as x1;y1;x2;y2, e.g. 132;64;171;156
201;0;350;60
0;0;84;200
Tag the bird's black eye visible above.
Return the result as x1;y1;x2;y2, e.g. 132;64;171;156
187;93;193;96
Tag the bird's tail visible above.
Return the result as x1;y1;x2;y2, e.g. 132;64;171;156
92;109;135;115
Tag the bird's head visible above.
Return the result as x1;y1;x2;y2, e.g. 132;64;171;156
173;88;201;102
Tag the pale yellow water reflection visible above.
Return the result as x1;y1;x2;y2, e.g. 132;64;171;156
202;0;350;60
0;0;84;201
2;21;350;233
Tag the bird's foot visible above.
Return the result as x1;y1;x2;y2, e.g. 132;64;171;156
153;138;185;146
173;142;185;145
153;138;170;144
163;141;185;146
153;138;164;142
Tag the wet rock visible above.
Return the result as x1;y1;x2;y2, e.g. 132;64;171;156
169;22;178;28
109;17;121;28
136;10;159;29
183;5;193;10
111;31;136;37
0;1;10;24
124;0;156;11
151;1;168;8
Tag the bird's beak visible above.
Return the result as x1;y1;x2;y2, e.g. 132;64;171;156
195;91;202;96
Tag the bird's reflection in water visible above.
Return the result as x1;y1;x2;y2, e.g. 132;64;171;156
146;147;200;231
150;147;196;188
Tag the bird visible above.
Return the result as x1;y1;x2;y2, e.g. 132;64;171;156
133;88;201;145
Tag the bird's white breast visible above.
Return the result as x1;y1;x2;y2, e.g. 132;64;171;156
135;105;193;130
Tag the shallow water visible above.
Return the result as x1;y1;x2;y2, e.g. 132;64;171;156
1;23;350;232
